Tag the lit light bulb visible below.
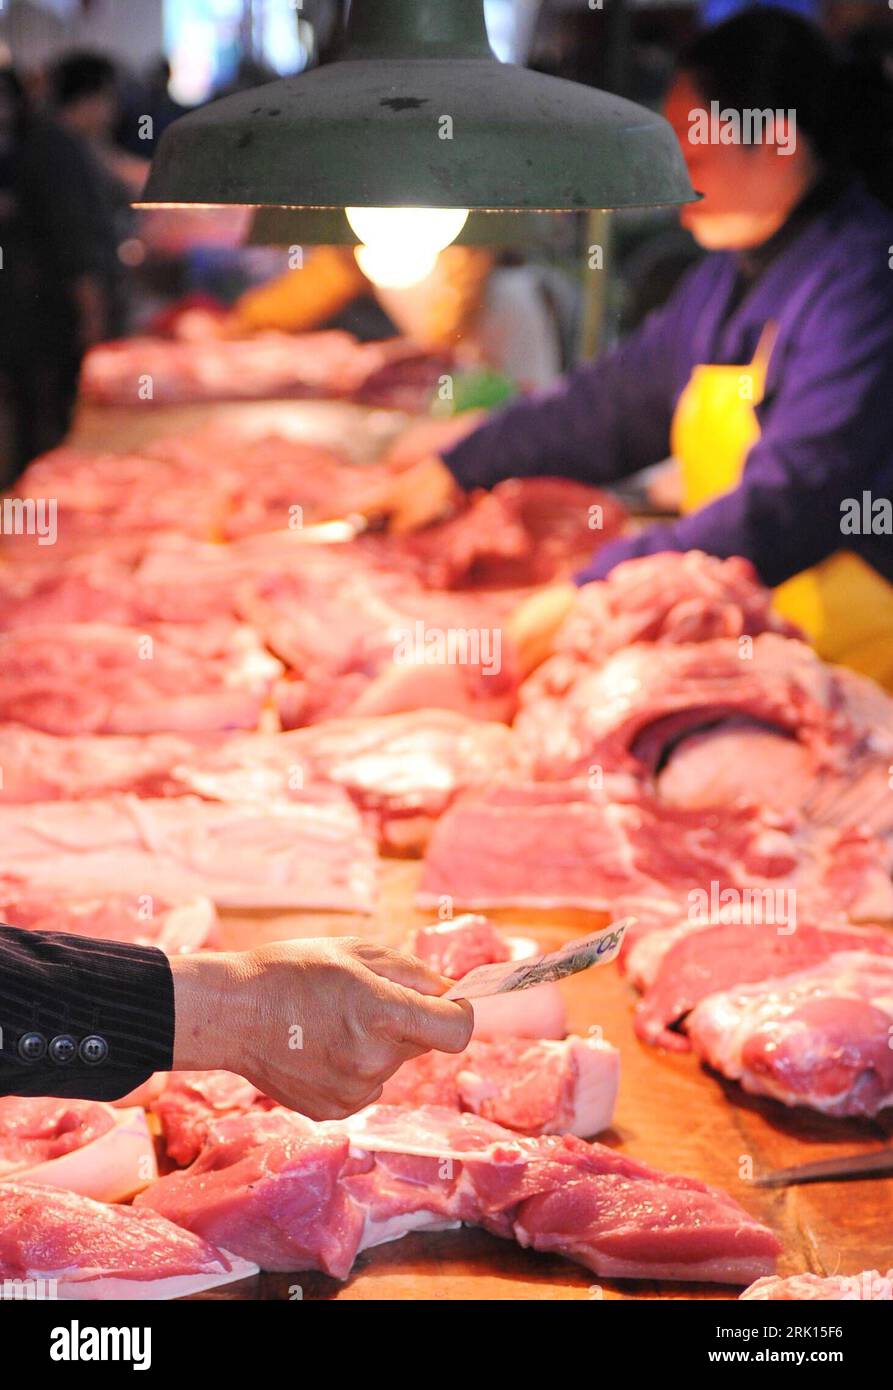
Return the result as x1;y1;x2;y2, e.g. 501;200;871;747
346;206;469;289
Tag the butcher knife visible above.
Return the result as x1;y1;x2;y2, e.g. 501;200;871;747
754;1149;893;1188
293;512;377;544
444;918;633;1001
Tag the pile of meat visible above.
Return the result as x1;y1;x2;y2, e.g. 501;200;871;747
2;396;893;1294
0;915;780;1292
79;331;453;412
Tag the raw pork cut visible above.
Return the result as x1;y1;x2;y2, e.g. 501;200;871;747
741;1271;893;1300
0;621;282;735
557;552;792;663
629;917;893;1050
80;331;446;410
407;914;567;1039
166;710;518;851
136;1104;779;1285
515;634;850;781
363;479;626;590
687;951;893;1116
418;781;893;922
0;724;202;802
410;915;512;979
151;1072;280;1166
241;548;521;727
0;1182;258;1299
0;794;378;911
0;876;219;954
378;1035;619;1137
0;1098;156;1201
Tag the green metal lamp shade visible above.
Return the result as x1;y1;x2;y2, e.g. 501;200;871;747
141;0;695;213
248;206;575;250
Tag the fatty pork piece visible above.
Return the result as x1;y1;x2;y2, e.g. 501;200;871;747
558;552;794;663
0;793;378;912
741;1271;893;1301
237;546;520;728
7;449;227;544
515;633;852;787
150;1034;615;1161
378;1036;619;1138
627;916;893;1051
135;1105;779;1285
167;710;519;853
418;781;893;924
0;724;205;802
79;329;398;406
687;951;893;1117
0;1182;258;1299
0;620;282;735
0;875;219;954
408;914;567;1039
0;1098;155;1201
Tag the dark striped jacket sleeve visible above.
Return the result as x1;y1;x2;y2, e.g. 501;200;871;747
0;925;175;1100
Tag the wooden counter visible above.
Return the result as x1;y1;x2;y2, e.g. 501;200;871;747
207;860;893;1301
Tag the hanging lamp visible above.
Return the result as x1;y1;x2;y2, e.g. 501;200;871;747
140;0;695;214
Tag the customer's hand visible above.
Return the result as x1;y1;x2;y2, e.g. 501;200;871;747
170;938;474;1121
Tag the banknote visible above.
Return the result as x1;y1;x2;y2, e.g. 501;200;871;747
444;918;633;1001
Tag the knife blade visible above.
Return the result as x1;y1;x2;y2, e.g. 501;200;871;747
444;918;633;1001
754;1149;893;1188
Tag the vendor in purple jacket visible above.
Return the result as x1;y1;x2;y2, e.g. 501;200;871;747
373;11;893;690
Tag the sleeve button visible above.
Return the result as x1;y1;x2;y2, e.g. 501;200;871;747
48;1035;77;1065
78;1035;108;1066
17;1032;47;1062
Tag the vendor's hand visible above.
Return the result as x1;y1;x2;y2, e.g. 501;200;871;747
170;939;473;1122
505;582;578;677
357;453;463;534
382;411;486;473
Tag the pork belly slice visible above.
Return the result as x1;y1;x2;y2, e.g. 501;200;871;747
0;621;282;736
379;1036;619;1138
136;1105;778;1286
741;1271;893;1301
630;918;893;1052
687;951;893;1117
0;1099;156;1202
418;781;893;921
0;875;219;954
0;793;378;912
0;1182;258;1299
408;914;567;1039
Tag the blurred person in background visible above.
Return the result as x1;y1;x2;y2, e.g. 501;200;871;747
6;51;134;473
369;9;893;690
0;67;30;485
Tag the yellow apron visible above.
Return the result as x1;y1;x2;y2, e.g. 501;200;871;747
671;327;893;690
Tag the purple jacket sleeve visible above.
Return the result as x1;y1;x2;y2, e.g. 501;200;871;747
575;254;893;586
443;283;688;490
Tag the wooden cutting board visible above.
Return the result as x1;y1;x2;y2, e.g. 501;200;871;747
206;859;893;1301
